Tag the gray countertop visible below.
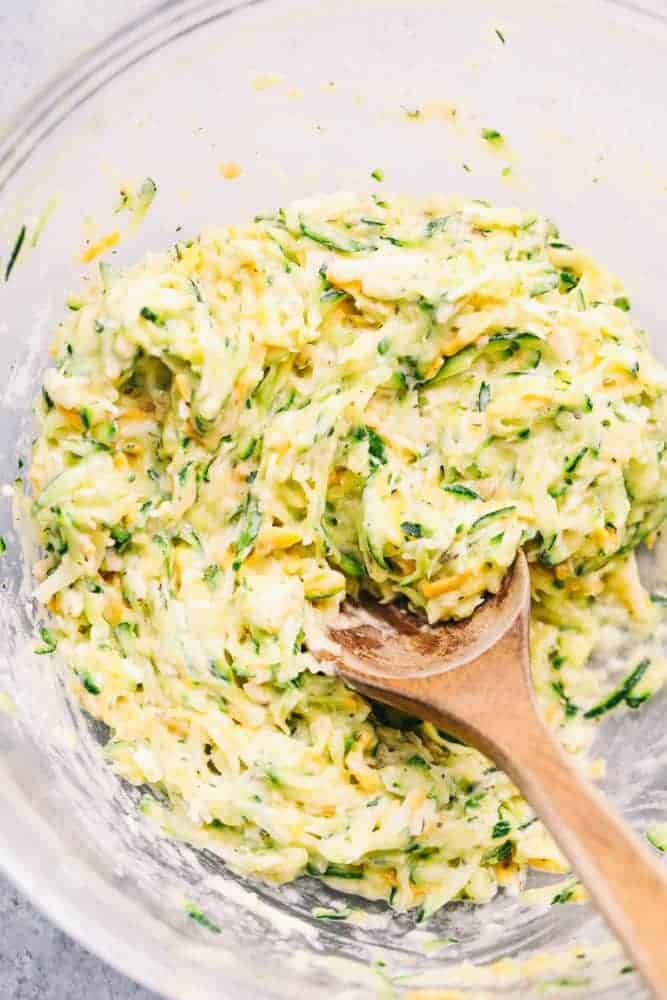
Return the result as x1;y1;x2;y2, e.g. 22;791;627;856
1;6;159;995
0;882;158;999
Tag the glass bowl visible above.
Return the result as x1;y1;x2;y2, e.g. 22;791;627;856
1;1;667;997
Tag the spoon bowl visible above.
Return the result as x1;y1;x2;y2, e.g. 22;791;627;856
327;551;530;681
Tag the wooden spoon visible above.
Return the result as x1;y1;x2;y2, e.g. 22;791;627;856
322;551;667;999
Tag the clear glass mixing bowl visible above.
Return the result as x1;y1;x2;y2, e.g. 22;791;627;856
1;1;667;997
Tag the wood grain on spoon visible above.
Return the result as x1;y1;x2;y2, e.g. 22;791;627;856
323;552;667;1000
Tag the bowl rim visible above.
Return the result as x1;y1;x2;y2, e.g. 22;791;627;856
0;0;269;194
2;0;667;196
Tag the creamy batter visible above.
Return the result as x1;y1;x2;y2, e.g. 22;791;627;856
29;191;667;918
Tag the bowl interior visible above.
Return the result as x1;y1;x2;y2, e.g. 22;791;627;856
1;1;667;997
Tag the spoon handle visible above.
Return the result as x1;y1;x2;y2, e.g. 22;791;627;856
490;711;667;998
346;616;667;999
333;549;667;996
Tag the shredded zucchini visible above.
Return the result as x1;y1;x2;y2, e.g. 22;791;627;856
29;191;667;917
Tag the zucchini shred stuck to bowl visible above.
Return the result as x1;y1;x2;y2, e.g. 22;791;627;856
27;191;667;917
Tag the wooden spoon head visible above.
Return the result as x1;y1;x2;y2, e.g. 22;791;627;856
325;551;530;683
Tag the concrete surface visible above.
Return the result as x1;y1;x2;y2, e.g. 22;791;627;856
1;5;159;995
0;881;159;1000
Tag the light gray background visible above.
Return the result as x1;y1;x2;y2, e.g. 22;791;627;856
1;5;159;996
2;1;666;998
